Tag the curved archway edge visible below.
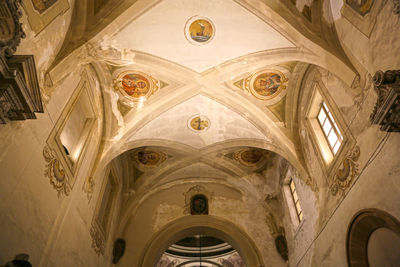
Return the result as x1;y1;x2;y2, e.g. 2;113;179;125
138;215;265;267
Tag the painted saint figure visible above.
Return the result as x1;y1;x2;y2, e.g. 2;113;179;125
121;74;150;98
254;73;282;97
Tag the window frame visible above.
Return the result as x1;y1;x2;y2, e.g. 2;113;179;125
46;75;97;187
316;102;343;156
305;82;355;177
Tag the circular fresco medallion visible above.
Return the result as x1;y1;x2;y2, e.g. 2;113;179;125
188;115;210;132
234;149;265;167
116;72;153;101
134;150;166;167
185;16;215;45
248;70;287;100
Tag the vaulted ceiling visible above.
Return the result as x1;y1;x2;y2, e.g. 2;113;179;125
47;0;357;254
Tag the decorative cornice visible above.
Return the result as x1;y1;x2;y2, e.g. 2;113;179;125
370;70;400;132
43;146;71;197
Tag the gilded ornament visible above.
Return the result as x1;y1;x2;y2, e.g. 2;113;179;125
188;115;210;132
43;146;70;197
132;150;167;167
114;71;160;102
184;16;215;45
90;225;105;255
233;148;265;167
245;70;288;100
330;146;360;195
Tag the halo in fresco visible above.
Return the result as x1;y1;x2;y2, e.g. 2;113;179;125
247;70;288;100
115;71;155;101
185;16;215;45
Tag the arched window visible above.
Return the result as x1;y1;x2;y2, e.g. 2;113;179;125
347;209;400;267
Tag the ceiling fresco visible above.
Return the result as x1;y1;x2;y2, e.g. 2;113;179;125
112;0;295;72
246;70;288;101
114;71;160;102
345;0;374;16
185;16;215;45
188;115;210;132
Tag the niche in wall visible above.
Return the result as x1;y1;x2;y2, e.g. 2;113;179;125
347;209;400;267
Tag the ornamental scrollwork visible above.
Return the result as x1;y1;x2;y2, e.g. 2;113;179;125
90;225;105;255
0;0;26;58
43;146;70;197
394;0;400;15
330;146;360;196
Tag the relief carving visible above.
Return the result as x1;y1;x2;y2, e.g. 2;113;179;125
370;70;400;132
394;0;400;15
330;146;360;196
43;146;71;197
90;224;105;255
0;0;25;57
0;1;43;124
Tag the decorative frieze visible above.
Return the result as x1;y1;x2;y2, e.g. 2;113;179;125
330;146;360;196
43;146;71;197
370;70;400;132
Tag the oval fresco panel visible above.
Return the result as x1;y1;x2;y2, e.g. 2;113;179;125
248;70;287;100
185;16;215;45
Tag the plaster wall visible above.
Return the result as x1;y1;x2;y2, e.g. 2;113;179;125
293;2;400;263
0;63;107;267
330;0;400;74
16;0;75;91
120;182;287;267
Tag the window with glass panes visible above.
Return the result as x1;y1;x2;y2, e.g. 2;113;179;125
289;179;303;222
317;102;343;155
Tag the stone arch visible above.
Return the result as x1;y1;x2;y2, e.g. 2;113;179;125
347;208;400;267
138;215;265;267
